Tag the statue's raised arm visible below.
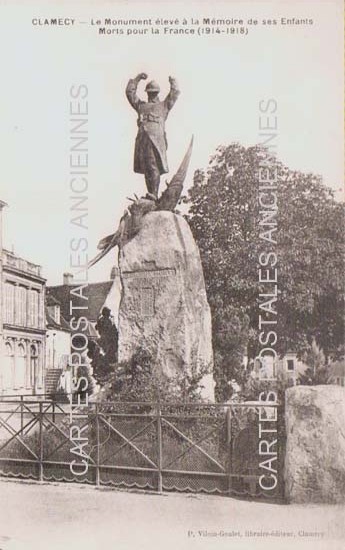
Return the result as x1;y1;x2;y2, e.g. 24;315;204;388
125;72;148;110
164;76;180;111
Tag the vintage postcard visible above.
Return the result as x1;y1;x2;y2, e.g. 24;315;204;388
0;0;344;549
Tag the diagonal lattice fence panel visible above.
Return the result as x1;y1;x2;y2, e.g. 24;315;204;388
0;397;285;500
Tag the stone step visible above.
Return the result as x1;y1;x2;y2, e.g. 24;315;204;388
45;369;63;394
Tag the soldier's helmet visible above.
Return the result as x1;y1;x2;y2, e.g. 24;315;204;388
145;80;160;93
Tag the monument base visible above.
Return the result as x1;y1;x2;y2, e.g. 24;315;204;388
118;211;214;399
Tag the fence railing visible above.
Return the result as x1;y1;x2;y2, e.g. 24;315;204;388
0;396;285;501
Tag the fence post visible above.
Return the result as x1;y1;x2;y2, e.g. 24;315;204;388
277;403;285;501
226;406;232;494
95;403;100;486
20;395;24;433
38;401;43;482
156;401;163;493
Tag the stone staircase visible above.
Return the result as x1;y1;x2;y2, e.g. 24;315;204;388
44;368;63;396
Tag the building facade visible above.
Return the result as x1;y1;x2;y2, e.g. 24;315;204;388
45;294;71;371
246;352;308;386
0;202;46;395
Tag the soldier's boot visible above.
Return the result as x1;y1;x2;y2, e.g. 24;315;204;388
145;171;160;201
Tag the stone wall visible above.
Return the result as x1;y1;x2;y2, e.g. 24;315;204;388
285;385;345;503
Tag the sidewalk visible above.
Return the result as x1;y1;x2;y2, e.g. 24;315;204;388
0;479;344;550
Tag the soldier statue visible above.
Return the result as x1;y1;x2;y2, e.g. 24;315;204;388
126;72;180;201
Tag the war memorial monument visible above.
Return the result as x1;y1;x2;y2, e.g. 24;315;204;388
90;73;214;397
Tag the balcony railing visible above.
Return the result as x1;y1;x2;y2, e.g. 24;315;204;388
3;250;42;277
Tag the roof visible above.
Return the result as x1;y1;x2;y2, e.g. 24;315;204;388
46;308;71;332
47;281;113;323
46;294;60;306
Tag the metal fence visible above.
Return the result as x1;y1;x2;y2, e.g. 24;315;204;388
0;395;285;501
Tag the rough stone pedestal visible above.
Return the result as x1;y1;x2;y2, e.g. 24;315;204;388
118;211;213;398
285;385;345;503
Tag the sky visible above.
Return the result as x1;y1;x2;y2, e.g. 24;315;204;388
0;0;343;285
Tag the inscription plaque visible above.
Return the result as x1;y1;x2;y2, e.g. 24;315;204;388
122;268;176;281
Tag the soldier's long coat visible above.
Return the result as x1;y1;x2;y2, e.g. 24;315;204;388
126;78;180;175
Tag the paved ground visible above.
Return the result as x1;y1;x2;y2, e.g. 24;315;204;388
0;480;344;550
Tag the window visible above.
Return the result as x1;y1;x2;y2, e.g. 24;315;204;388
16;286;27;326
4;283;15;324
54;305;60;324
47;304;59;324
15;343;26;389
30;344;38;388
28;289;39;328
5;342;13;355
2;341;14;390
287;359;295;372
